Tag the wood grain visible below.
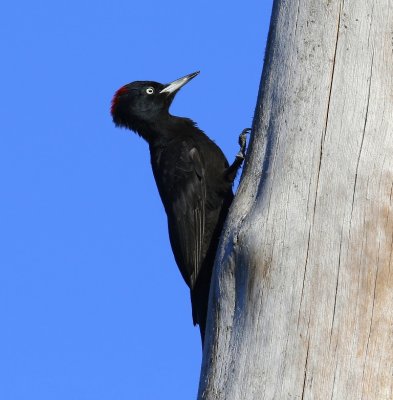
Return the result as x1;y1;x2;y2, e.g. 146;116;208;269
199;1;393;398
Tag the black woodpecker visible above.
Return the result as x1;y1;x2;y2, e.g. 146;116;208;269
111;71;248;345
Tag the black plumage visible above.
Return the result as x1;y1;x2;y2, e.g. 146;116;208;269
111;72;247;344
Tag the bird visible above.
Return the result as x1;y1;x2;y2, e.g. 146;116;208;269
111;71;248;345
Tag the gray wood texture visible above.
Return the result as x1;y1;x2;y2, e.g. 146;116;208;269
198;1;393;399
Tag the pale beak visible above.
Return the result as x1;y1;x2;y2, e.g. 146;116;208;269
159;71;200;94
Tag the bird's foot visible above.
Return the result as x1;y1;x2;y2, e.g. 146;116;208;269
226;128;251;183
236;128;251;160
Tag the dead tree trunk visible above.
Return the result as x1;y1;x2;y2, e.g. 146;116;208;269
198;1;393;399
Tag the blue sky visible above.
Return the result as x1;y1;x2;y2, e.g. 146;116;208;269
0;1;272;399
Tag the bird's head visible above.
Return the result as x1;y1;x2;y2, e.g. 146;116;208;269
111;71;200;134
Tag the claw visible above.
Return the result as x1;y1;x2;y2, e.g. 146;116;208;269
237;128;250;159
226;128;250;182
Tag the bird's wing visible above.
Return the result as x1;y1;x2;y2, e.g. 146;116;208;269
167;145;206;290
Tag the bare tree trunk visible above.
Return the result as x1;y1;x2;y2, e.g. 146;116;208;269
198;1;393;399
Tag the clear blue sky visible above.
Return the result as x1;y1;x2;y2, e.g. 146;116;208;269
0;1;272;399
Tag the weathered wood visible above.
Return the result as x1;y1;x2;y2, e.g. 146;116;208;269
198;1;393;399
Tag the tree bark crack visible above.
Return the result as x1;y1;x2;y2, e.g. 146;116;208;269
349;50;374;233
313;1;343;225
298;228;312;328
301;338;311;400
330;358;339;400
330;227;344;345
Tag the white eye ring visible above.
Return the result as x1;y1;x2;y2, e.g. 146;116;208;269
146;87;154;95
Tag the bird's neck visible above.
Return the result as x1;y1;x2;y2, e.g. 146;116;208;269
136;114;201;146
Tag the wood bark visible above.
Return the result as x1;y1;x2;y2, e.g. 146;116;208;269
198;1;393;399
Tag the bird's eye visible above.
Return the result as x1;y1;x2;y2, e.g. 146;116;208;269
146;87;154;95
